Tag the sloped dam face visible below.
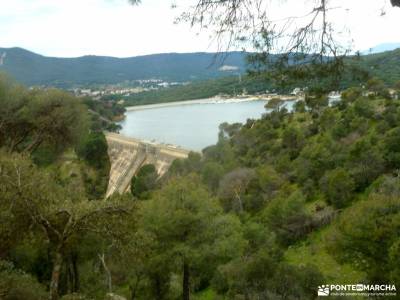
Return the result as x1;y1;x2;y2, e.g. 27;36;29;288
105;133;190;198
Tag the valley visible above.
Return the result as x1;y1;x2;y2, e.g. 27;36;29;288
1;1;400;298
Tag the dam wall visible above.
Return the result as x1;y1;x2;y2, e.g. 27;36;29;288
105;132;191;198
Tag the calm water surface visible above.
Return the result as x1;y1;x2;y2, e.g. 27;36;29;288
119;100;284;151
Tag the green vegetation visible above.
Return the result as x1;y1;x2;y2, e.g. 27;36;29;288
0;260;47;300
76;132;111;199
0;74;88;156
361;49;400;86
83;97;126;132
0;74;130;300
130;164;158;199
329;193;400;284
103;49;400;107
2;47;399;107
1;70;400;300
103;74;273;106
0;47;246;87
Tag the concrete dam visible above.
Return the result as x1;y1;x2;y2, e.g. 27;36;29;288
105;132;191;198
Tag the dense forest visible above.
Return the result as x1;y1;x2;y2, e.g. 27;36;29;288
108;48;400;107
1;68;400;299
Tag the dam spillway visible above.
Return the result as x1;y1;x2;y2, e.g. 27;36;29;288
105;132;191;198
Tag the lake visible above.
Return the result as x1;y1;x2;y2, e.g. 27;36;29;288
118;99;293;151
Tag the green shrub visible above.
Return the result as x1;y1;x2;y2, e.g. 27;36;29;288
319;168;355;208
0;260;47;300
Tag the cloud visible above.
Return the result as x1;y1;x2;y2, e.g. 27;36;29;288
0;0;399;57
0;0;214;57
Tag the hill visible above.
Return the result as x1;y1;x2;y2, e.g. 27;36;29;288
2;64;400;299
1;47;399;95
0;47;247;88
104;75;273;106
360;47;400;85
362;42;400;54
110;48;400;106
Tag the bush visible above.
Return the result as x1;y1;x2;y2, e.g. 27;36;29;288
0;260;47;300
319;168;355;208
328;195;400;283
131;164;158;199
383;127;400;168
341;87;363;103
61;294;90;300
263;190;312;245
76;132;109;169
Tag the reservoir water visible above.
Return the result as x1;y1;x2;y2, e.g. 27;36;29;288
119;100;290;151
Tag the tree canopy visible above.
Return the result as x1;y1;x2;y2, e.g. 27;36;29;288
128;0;400;91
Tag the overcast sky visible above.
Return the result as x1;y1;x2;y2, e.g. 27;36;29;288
0;0;399;57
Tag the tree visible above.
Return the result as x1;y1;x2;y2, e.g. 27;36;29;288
212;221;324;299
130;164;158;199
181;0;399;57
347;138;385;190
392;0;400;7
394;80;400;91
281;125;305;159
263;190;312;245
341;87;363;104
366;77;386;93
294;136;336;184
0;77;88;156
256;166;284;198
0;153;131;300
128;0;400;91
139;175;244;300
218;168;256;213
328;194;400;283
201;161;224;192
28;89;89;153
168;152;202;176
76;132;111;199
76;132;109;169
370;175;400;198
128;0;398;91
294;100;306;113
319;167;355;208
383;127;400;169
0;260;47;300
185;1;400;91
305;93;329;112
265;98;283;111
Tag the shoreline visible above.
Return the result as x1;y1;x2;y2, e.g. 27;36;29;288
125;95;299;111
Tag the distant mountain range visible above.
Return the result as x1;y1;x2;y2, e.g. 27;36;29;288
362;43;400;55
1;45;399;89
0;47;247;88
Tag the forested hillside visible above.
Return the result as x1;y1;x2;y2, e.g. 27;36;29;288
361;48;400;85
113;48;400;107
0;48;246;87
1;47;399;93
1;71;400;299
104;75;272;106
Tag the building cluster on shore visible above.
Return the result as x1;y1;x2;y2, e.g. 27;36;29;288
69;79;189;100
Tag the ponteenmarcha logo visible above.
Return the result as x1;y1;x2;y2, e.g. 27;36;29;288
317;284;397;297
318;285;330;296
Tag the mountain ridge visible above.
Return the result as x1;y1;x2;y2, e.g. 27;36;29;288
362;42;400;54
0;47;248;88
0;46;245;59
1;46;399;89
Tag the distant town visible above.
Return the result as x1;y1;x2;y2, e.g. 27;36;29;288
68;79;189;100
